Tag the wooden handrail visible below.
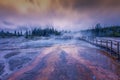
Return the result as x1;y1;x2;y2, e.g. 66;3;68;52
80;36;120;60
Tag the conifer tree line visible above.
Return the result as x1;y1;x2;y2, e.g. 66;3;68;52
81;24;120;37
0;28;61;38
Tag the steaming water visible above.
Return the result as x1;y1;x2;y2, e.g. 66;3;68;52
0;37;120;80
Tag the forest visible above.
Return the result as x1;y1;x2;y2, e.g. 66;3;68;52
81;24;120;37
0;28;61;38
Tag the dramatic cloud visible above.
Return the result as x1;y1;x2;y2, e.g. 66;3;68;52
0;0;120;30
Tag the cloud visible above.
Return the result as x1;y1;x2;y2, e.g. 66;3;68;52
59;0;120;9
0;0;120;30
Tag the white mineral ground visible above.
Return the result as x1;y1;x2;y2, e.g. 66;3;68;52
0;37;120;80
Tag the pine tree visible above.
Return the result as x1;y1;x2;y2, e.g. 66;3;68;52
25;30;29;38
14;31;17;36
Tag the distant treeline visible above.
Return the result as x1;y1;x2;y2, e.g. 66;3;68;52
81;24;120;37
0;28;61;38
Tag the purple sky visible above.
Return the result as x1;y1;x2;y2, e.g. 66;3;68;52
0;0;120;31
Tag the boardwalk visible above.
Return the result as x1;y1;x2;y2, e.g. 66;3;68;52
81;37;120;59
5;39;120;80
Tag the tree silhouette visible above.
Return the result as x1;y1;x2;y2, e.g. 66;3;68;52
0;27;61;38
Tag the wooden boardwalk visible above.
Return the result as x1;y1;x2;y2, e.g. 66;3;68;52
80;36;120;60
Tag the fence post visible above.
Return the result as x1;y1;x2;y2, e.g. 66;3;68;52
110;41;113;54
93;39;95;45
117;42;119;54
101;40;102;46
96;39;97;45
117;42;120;60
106;40;108;50
93;39;94;44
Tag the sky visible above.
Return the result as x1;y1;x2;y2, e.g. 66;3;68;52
0;0;120;31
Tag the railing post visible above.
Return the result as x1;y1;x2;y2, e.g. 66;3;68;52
106;40;108;50
117;42;120;60
93;39;95;45
96;39;97;45
110;41;113;54
101;40;102;46
117;42;119;54
93;39;94;43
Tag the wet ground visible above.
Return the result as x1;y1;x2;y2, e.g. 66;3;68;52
0;38;120;80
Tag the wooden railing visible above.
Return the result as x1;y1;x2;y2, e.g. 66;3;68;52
80;36;120;60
